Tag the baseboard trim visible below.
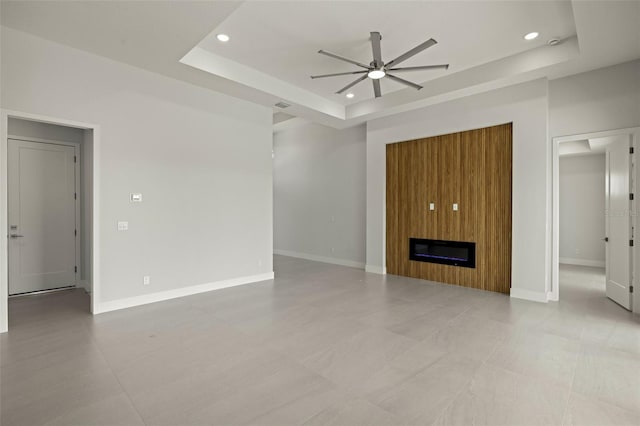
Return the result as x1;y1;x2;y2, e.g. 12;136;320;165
94;272;274;314
274;249;365;269
559;258;605;268
365;264;387;275
77;279;90;292
547;291;559;302
510;288;548;303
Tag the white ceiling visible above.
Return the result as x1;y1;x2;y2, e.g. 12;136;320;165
1;1;639;128
197;1;576;104
559;135;628;157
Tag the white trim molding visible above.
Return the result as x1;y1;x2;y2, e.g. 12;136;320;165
77;280;91;292
95;272;274;314
1;109;100;333
510;288;549;303
552;126;640;311
274;249;365;269
559;258;606;268
365;264;387;275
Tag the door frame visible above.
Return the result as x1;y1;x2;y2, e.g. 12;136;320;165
1;109;101;333
551;126;640;313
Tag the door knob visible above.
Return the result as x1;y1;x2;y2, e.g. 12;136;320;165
10;234;24;238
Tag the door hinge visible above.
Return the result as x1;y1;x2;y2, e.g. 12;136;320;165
74;266;77;273
74;229;77;236
631;193;635;201
630;286;634;294
631;147;635;154
74;155;77;163
604;237;609;242
631;240;635;247
74;192;77;200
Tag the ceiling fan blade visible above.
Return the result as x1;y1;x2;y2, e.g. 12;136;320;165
388;64;449;72
386;74;423;90
311;70;368;79
336;74;369;94
372;79;382;98
318;50;370;69
385;38;437;68
370;32;383;67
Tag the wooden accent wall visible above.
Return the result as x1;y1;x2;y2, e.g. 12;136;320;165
386;123;512;294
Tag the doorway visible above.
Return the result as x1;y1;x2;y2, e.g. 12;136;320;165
552;127;639;312
1;110;100;333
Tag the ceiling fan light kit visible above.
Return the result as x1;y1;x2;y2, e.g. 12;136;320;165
311;31;449;99
368;68;386;79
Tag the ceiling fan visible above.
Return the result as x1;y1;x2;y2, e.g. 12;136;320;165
311;32;449;98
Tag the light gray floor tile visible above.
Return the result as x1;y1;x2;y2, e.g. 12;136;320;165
1;369;125;426
572;344;640;413
250;385;350;426
433;364;570;426
368;354;482;425
146;357;333;426
563;392;640;426
300;327;418;390
2;258;637;426
606;318;640;357
44;393;145;426
487;329;581;387
387;304;467;341
302;397;404;426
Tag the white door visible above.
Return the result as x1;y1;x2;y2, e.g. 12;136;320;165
605;136;632;310
8;139;77;295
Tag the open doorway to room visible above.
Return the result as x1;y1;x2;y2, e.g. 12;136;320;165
1;112;98;333
552;128;639;313
558;144;607;309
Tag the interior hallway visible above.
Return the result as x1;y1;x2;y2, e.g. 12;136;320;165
1;258;639;425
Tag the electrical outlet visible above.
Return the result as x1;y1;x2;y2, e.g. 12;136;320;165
117;221;128;231
143;276;150;285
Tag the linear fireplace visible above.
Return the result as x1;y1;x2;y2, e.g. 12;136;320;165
409;238;476;268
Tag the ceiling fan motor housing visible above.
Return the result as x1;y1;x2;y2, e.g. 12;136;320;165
311;32;449;98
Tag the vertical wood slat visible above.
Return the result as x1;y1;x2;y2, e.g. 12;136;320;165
386;123;512;294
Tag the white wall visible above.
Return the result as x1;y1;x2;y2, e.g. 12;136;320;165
1;27;273;312
550;60;640;309
273;122;366;268
550;60;640;138
366;79;550;300
559;154;606;267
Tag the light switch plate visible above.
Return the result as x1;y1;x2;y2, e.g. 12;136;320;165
429;203;435;211
453;203;459;211
117;221;129;231
130;193;143;202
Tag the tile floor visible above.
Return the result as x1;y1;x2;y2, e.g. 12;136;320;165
1;257;639;425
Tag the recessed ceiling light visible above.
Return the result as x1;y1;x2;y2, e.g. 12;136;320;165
524;32;539;41
216;34;230;42
368;68;386;79
346;93;355;99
